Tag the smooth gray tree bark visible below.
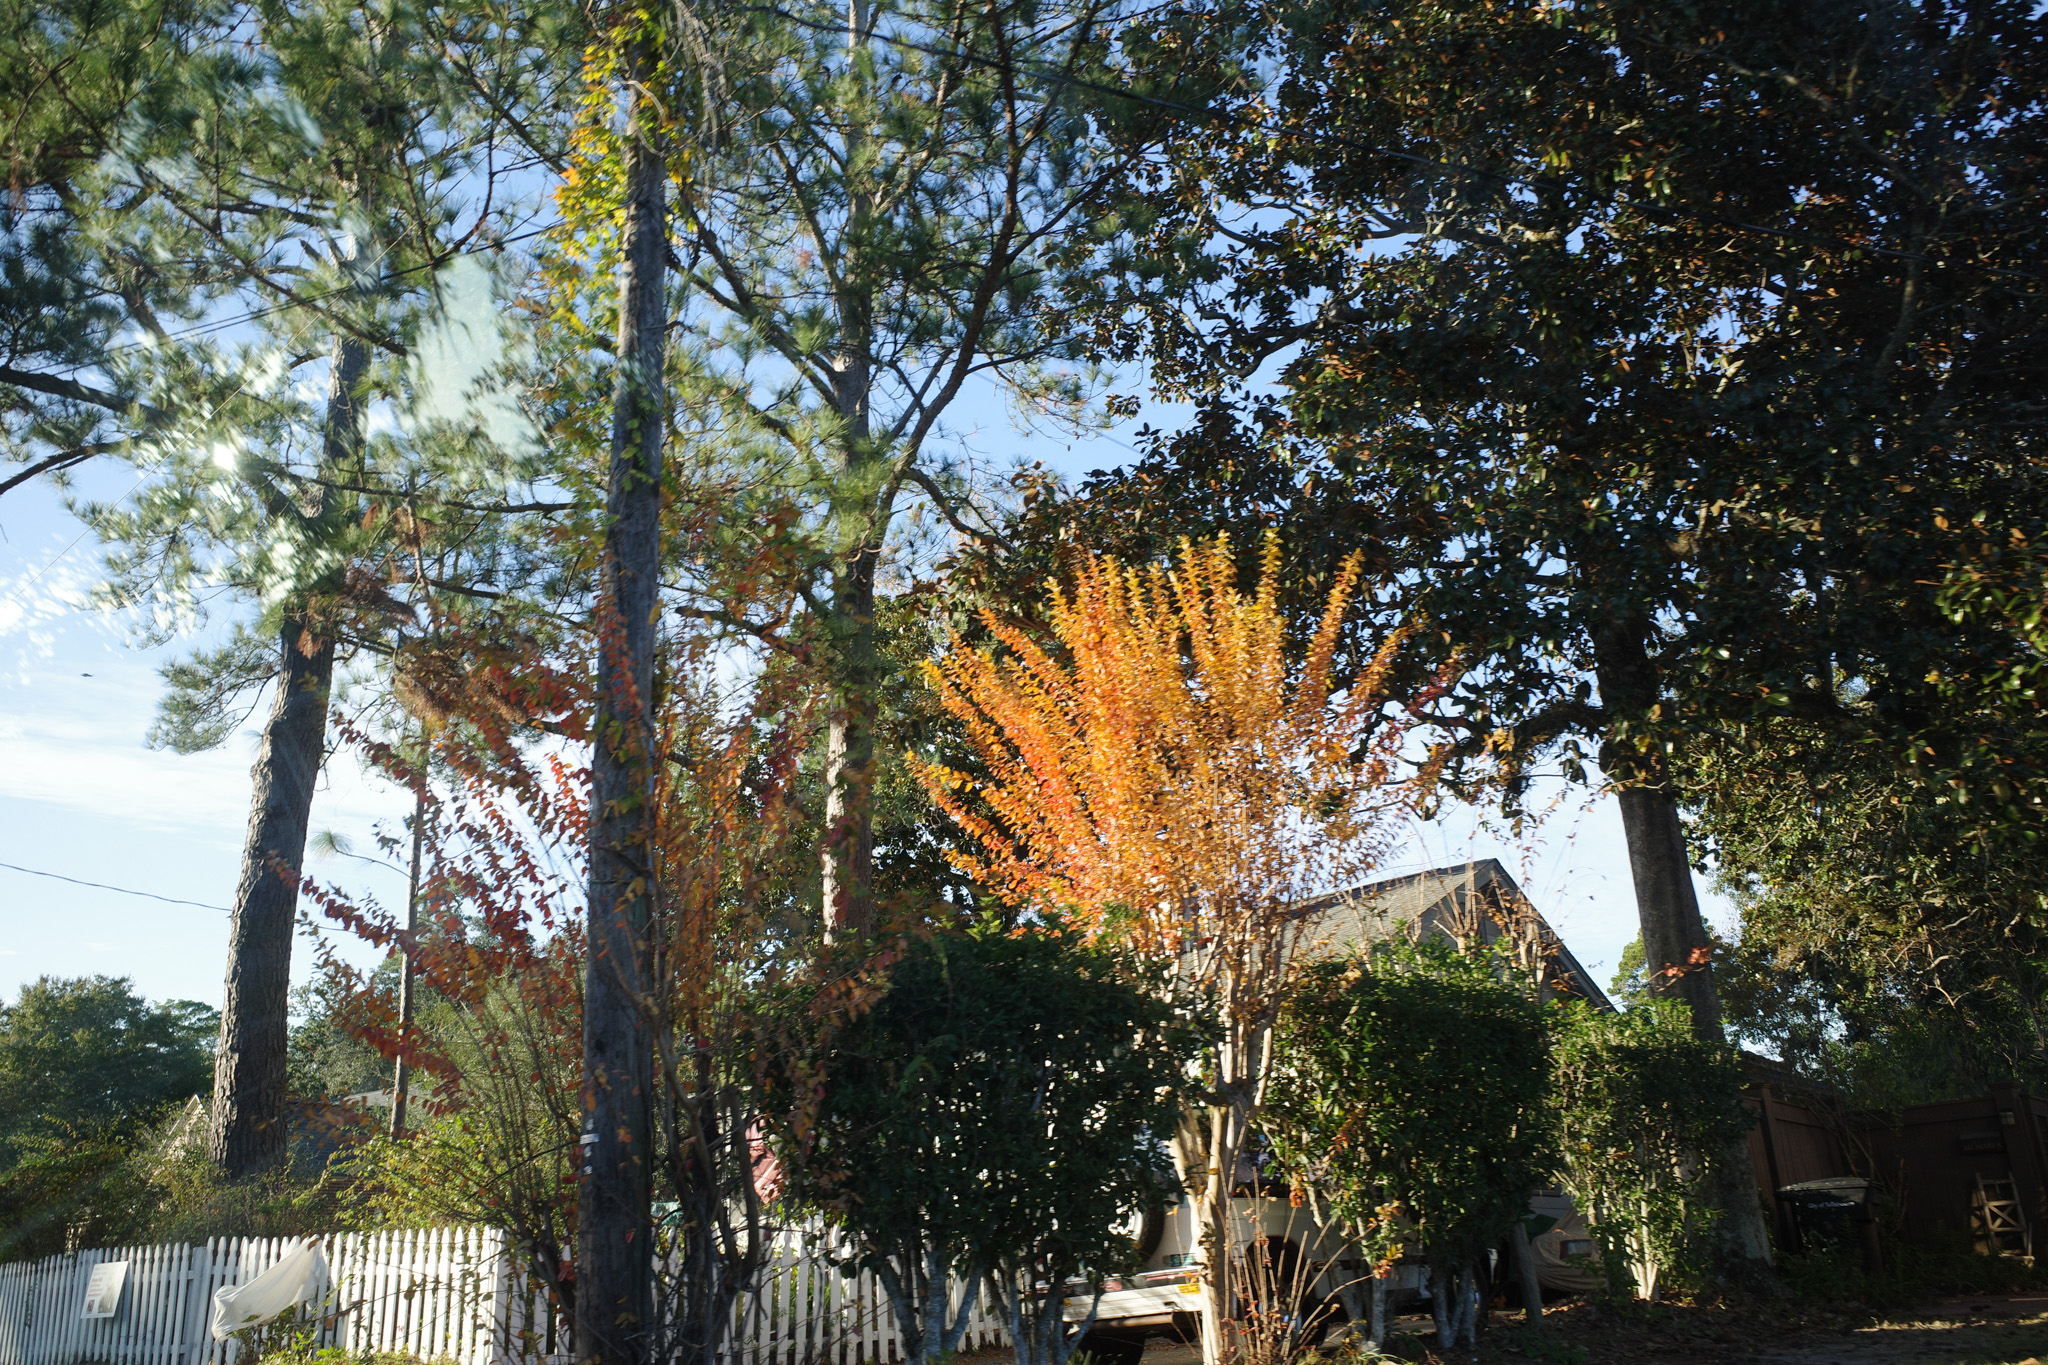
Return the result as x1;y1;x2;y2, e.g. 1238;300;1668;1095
820;549;877;938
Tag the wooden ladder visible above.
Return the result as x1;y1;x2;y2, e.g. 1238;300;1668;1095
1972;1174;2034;1258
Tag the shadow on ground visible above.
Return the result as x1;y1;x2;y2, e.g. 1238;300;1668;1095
961;1294;2048;1365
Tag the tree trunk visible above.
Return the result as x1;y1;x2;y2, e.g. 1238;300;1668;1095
1167;1095;1232;1365
206;330;365;1178
818;0;880;942
1454;1262;1478;1347
1508;1221;1543;1326
821;549;877;937
1593;620;1774;1272
1612;782;1722;1032
577;35;667;1365
1367;1270;1387;1351
391;783;424;1139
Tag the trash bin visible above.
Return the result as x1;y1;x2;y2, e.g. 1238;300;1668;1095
1778;1176;1884;1274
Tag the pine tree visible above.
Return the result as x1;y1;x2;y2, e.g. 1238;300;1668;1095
0;0;235;494
76;0;539;1175
609;0;1155;936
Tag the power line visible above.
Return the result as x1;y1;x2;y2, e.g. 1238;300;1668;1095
0;859;230;912
42;221;559;379
0;857;392;939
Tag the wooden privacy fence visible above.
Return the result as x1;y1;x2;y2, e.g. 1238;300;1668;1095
0;1222;1010;1365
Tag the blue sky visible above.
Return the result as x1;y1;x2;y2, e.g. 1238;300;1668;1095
0;307;1735;1015
0;463;413;1006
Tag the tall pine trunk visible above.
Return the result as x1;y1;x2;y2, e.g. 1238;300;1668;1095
576;30;668;1365
821;550;876;937
819;0;877;941
206;330;366;1177
1594;619;1773;1271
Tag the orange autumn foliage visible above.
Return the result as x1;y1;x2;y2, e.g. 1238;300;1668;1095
916;534;1432;962
916;535;1446;1365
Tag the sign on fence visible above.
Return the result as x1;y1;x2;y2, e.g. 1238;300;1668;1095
77;1265;124;1321
0;1223;1010;1365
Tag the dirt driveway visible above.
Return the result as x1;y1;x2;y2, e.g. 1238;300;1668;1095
962;1295;2048;1365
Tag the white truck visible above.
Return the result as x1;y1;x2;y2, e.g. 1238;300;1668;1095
1063;1187;1361;1365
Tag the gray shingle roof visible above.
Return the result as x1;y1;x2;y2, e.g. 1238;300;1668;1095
1288;859;1616;1011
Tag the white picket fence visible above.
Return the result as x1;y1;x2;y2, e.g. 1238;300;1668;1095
0;1223;1010;1365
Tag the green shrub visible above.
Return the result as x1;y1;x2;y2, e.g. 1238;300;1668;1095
1551;1001;1748;1301
0;1101;361;1261
773;918;1186;1365
1267;941;1554;1351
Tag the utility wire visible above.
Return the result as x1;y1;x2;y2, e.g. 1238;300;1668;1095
0;859;231;912
0;856;375;940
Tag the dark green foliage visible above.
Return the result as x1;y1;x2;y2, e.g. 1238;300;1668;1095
148;626;282;755
1779;1229;2048;1308
1267;943;1553;1282
1608;939;1648;1007
286;975;397;1102
0;1111;360;1264
0;0;230;488
0;976;215;1168
0;976;359;1259
776;920;1184;1365
1693;720;2048;1105
1551;1002;1749;1299
0;1136;140;1261
1052;0;2048;848
0;976;223;1261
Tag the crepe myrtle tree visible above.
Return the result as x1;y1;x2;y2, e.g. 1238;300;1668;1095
770;919;1186;1365
1043;0;2048;1279
916;536;1439;1365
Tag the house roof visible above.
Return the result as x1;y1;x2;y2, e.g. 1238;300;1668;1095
1288;858;1616;1011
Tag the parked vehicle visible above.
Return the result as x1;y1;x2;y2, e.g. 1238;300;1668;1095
1065;1179;1594;1363
1064;863;1617;1361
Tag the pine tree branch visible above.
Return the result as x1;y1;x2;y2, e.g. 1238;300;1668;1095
0;439;124;497
0;366;169;422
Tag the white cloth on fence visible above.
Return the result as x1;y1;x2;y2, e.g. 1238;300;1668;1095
210;1240;330;1340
